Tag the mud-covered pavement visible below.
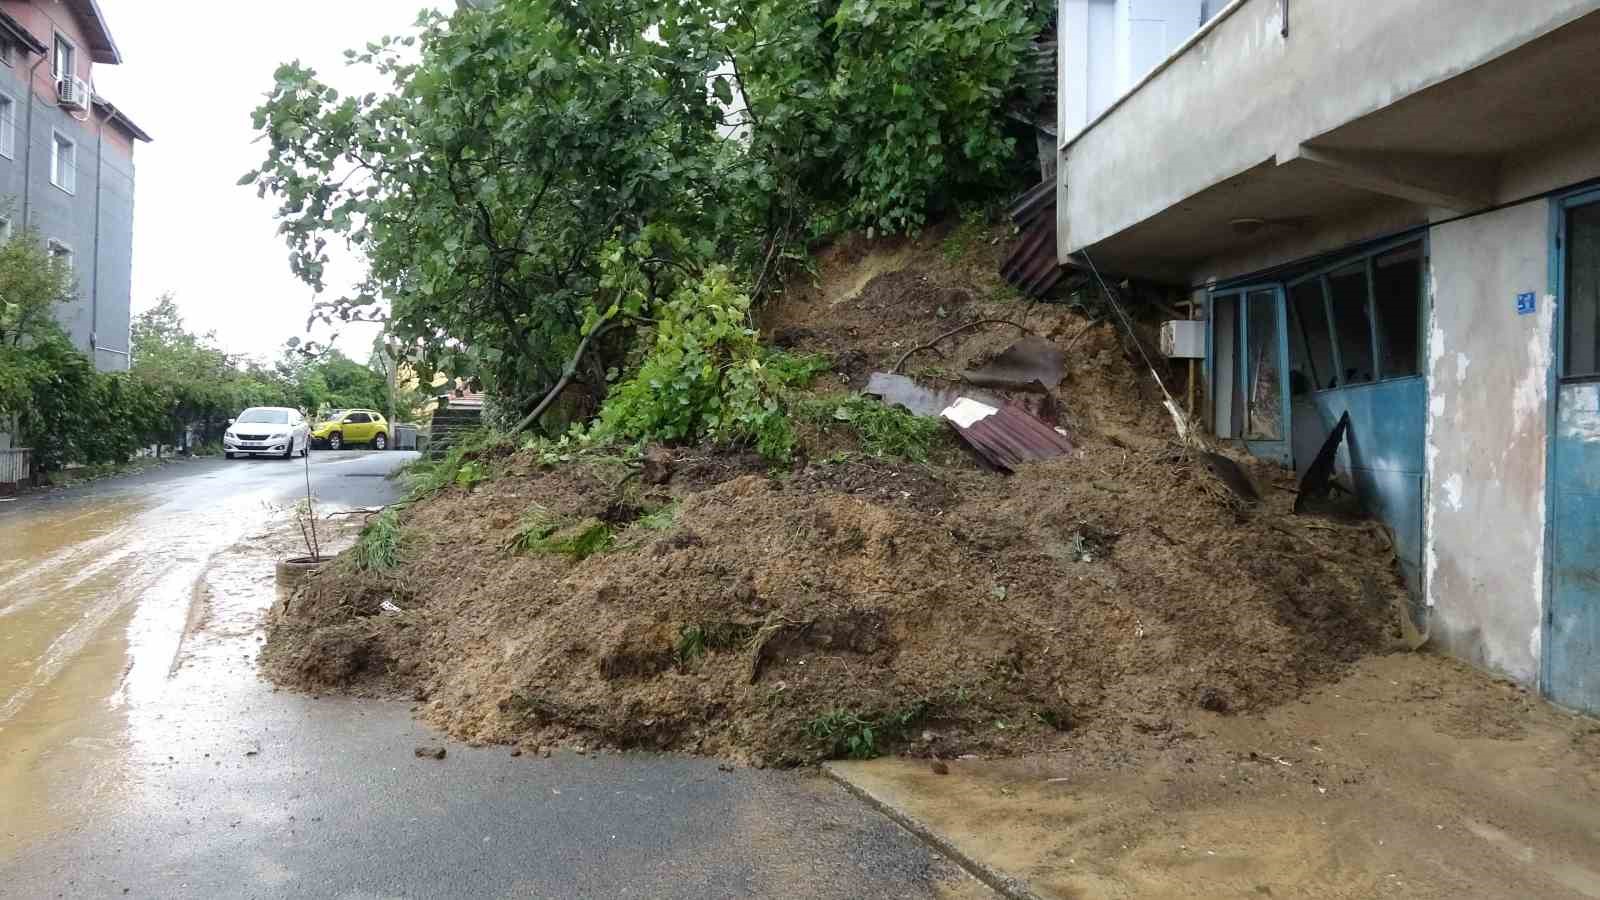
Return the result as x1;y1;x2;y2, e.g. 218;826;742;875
0;453;981;898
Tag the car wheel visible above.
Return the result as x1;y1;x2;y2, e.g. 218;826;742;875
328;432;343;451
373;432;387;451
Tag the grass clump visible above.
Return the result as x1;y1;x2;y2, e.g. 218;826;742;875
355;507;404;571
798;395;944;462
807;700;934;760
510;516;615;561
761;349;834;388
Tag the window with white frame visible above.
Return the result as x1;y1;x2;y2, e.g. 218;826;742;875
52;33;73;82
47;239;72;270
0;38;13;68
0;93;14;159
50;133;74;192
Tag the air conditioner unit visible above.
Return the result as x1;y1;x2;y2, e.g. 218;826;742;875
1160;320;1206;359
56;77;89;111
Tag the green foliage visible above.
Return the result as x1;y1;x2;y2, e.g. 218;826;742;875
246;2;747;413
536;520;615;561
402;429;512;501
506;506;559;554
635;502;680;531
761;349;834;388
595;264;795;461
722;0;1044;235
675;624;707;665
246;0;1045;436
808;710;879;760
355;507;404;571
798;395;943;461
0;227;163;471
807;700;932;760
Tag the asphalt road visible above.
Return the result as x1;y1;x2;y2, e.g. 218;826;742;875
0;452;980;898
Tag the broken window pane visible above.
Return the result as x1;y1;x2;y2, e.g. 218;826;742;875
1245;289;1283;440
1373;242;1423;379
1289;279;1335;392
1326;264;1375;386
1566;203;1600;378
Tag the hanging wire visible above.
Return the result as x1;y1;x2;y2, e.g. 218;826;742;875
1079;249;1201;447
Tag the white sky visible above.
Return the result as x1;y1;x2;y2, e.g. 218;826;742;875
93;1;446;363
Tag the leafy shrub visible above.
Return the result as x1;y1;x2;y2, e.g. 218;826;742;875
729;0;1044;235
355;508;404;571
798;395;944;462
596;266;796;461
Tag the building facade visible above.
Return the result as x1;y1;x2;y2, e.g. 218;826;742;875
1055;1;1600;712
0;0;147;373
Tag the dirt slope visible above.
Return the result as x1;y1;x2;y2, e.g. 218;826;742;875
263;225;1403;765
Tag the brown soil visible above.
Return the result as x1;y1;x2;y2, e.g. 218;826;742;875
263;224;1403;766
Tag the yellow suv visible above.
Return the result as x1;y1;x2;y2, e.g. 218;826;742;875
311;409;391;451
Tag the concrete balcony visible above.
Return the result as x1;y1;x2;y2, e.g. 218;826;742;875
1057;0;1600;282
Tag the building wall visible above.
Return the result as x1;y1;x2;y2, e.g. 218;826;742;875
1424;200;1554;685
1058;0;1596;258
0;3;136;372
1058;0;1206;140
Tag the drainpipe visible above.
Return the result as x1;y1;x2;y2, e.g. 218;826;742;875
19;54;48;226
91;104;103;362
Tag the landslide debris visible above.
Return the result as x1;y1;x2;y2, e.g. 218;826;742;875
262;226;1402;765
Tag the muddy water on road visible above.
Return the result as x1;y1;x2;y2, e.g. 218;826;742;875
0;483;307;850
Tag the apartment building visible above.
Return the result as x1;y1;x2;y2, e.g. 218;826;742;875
0;0;148;373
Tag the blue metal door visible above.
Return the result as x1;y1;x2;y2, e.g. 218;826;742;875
1209;286;1291;465
1546;190;1600;712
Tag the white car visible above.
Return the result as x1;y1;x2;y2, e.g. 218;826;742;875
224;407;312;459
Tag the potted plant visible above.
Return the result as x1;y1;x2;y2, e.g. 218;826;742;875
275;442;328;587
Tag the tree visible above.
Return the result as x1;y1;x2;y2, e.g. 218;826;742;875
245;2;739;426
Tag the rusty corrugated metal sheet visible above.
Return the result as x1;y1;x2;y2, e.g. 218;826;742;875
1000;180;1066;299
941;399;1072;473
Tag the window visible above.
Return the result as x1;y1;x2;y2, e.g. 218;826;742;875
0;217;12;242
47;239;72;271
0;93;14;159
346;412;371;424
50;133;74;192
0;39;13;68
1566;202;1600;378
1289;279;1335;392
1372;242;1424;379
1244;289;1284;440
52;34;74;82
1286;240;1426;392
1326;263;1376;386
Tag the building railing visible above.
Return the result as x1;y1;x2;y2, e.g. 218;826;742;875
0;448;32;492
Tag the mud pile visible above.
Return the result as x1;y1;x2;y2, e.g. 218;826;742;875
264;228;1403;765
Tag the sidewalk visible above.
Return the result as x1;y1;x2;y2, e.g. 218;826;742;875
827;652;1600;899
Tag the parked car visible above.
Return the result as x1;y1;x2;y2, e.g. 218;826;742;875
223;407;311;460
311;409;391;451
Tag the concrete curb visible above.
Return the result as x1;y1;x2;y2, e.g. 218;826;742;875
822;763;1044;900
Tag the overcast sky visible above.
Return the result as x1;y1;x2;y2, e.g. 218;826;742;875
93;1;445;364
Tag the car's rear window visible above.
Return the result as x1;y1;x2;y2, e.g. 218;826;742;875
237;409;290;424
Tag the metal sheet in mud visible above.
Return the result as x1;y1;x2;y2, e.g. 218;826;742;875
865;372;1057;423
961;337;1065;391
939;398;1073;473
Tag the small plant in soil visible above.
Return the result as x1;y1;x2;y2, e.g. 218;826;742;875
808;709;880;760
355;508;404;571
797;395;943;463
535;520;615;561
675;624;707;666
761;349;834;388
635;502;679;531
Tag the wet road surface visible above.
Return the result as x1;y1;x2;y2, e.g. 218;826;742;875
0;453;981;898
